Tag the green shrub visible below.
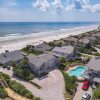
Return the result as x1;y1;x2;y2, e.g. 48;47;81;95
32;50;43;56
0;72;10;82
63;73;77;95
0;87;8;99
59;57;66;64
0;63;3;66
34;97;41;100
21;46;42;56
13;58;34;81
8;80;33;99
94;37;100;45
78;45;97;55
24;91;33;99
92;86;100;100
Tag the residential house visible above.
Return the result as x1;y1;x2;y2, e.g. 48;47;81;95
86;57;100;71
0;54;11;66
27;54;59;76
79;38;90;45
0;50;25;66
61;37;78;45
78;37;96;47
86;57;100;85
51;46;74;59
34;42;52;52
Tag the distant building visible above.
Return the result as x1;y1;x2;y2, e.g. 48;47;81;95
51;46;74;59
27;54;59;76
63;37;78;43
0;50;25;66
98;25;100;31
79;38;90;44
34;42;52;52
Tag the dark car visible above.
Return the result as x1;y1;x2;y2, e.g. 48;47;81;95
7;66;10;70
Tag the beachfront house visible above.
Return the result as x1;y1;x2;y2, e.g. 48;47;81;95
27;54;59;76
62;37;78;45
34;42;52;52
0;50;25;67
79;38;90;45
28;42;52;53
51;46;74;59
78;37;96;47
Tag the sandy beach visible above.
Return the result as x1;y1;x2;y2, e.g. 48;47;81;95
0;25;98;54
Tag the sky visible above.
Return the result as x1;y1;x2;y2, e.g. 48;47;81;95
0;0;100;22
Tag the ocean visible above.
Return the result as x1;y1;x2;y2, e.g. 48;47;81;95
0;22;99;40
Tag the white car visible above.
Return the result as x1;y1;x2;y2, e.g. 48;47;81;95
82;92;91;100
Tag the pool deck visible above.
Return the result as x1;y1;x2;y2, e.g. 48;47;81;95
66;65;88;80
66;65;87;72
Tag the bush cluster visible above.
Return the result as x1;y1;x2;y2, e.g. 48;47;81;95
8;80;33;99
13;58;34;81
63;73;78;95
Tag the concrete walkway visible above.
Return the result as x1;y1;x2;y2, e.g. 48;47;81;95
73;82;92;100
81;53;95;57
2;68;65;100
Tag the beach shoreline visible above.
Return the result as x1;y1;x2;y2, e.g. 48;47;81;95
0;25;98;54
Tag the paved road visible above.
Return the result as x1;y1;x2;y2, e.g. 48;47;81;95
2;68;65;100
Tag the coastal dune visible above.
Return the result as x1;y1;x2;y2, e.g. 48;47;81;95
0;25;98;54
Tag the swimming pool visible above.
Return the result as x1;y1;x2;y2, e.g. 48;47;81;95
68;65;87;78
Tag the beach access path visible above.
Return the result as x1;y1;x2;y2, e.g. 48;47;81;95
2;68;65;100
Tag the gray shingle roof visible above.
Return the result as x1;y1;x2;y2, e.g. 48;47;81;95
52;46;74;54
35;42;52;51
86;57;100;71
63;37;77;42
0;54;10;64
0;50;25;64
93;77;100;83
79;38;90;44
5;51;24;61
92;32;100;37
28;54;57;68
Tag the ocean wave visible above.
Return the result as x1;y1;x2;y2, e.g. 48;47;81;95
0;24;98;41
7;33;22;36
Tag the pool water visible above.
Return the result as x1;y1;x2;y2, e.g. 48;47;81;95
68;66;87;77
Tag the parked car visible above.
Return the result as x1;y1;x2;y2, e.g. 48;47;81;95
82;92;91;100
82;80;90;90
7;66;10;70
